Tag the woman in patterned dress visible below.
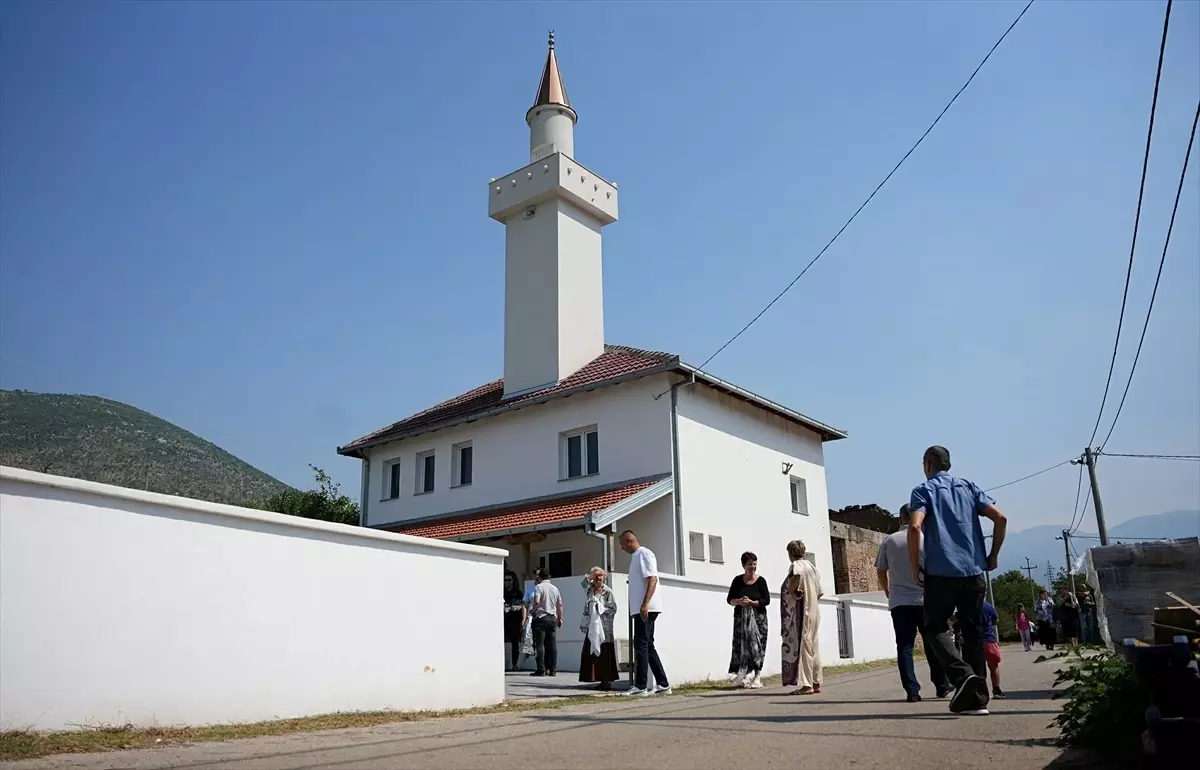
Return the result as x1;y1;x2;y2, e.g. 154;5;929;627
780;539;824;695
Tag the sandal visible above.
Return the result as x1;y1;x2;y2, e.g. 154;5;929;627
790;686;815;695
813;684;822;694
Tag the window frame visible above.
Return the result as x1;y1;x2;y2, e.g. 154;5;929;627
451;441;473;488
560;426;599;481
382;458;402;501
790;476;809;515
414;450;436;495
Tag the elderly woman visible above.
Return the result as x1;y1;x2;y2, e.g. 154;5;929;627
727;551;770;688
781;540;824;695
579;566;620;690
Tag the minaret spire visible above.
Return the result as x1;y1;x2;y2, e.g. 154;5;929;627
532;30;571;112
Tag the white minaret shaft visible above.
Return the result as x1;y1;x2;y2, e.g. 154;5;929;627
488;33;619;397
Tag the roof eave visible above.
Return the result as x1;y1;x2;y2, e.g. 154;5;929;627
674;363;848;442
337;359;680;456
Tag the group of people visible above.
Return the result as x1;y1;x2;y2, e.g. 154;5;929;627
872;445;1009;715
500;531;673;696
725;540;825;695
503;444;1020;717
1020;584;1094;650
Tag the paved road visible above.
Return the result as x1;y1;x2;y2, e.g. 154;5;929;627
7;646;1067;770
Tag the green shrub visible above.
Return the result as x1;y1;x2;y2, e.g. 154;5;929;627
1051;650;1149;751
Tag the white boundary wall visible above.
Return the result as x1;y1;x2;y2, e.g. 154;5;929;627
0;467;507;731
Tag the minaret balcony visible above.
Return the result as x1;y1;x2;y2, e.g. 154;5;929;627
488;152;618;225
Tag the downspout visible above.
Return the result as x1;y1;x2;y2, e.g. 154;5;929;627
358;454;371;527
669;376;690;576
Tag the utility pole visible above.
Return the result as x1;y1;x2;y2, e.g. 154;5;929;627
1057;530;1079;607
1072;448;1110;545
1020;557;1038;605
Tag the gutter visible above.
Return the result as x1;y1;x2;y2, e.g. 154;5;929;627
668;374;693;576
358;455;371;527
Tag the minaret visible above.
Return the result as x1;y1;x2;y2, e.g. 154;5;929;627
489;33;619;397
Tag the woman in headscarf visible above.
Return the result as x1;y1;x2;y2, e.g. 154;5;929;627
578;566;619;690
781;539;824;695
727;551;770;688
502;565;525;671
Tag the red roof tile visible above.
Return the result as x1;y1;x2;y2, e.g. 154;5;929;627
388;479;659;540
339;344;676;453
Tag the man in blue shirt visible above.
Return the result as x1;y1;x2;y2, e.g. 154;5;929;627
907;445;1007;715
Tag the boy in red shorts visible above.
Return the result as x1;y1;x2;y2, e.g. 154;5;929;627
981;600;1003;697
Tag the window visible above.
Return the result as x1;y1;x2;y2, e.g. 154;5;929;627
708;535;725;564
384;460;402;500
536;550;572;579
452;442;473;487
415;450;435;494
561;427;599;479
688;532;705;561
790;476;809;515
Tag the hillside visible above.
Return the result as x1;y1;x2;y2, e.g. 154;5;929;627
996;509;1200;577
0;389;291;506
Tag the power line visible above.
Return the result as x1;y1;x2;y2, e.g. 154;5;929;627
1070;484;1093;536
693;0;1036;372
983;457;1073;492
1066;461;1086;532
1087;0;1173;447
1100;452;1200;461
1098;98;1200;450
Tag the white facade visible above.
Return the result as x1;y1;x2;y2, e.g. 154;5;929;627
0;467;506;731
675;382;835;588
363;375;672;527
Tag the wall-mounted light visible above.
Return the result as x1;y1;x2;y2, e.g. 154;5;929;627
781;462;794;475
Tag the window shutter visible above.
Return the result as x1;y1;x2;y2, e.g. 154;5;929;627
688;532;705;561
708;535;724;564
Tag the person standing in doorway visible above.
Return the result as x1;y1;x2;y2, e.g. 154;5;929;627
981;599;1004;697
502;563;526;671
876;504;951;702
620;530;671;697
907;445;1007;716
528;568;562;677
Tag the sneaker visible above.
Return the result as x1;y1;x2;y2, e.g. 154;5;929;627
623;687;651;697
530;671;545;677
748;676;764;690
993;686;1005;698
935;687;952;699
906;693;922;703
949;675;990;715
732;669;747;688
654;685;673;695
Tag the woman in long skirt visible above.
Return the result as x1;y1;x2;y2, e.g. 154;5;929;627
781;540;824;695
578;567;620;690
727;551;770;688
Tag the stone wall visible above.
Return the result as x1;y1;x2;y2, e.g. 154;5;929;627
829;504;899;535
829;520;890;595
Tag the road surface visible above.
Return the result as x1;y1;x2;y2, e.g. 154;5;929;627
6;646;1068;769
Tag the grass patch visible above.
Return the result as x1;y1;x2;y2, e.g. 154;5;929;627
0;697;597;763
0;656;909;762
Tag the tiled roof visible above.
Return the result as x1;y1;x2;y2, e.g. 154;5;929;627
388;479;659;540
339;344;677;453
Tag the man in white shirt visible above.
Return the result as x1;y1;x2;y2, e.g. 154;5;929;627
876;504;951;703
620;530;670;696
527;568;563;677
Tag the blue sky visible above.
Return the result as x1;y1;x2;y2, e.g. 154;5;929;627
1;1;1197;535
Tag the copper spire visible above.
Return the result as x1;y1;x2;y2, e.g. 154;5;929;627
533;30;570;110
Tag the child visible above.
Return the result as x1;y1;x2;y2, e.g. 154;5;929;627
1016;604;1032;652
982;600;1003;697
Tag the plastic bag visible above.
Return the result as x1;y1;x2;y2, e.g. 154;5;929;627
520;616;534;658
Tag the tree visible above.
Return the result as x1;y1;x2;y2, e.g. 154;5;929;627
990;569;1046;641
1051;568;1089;596
258;465;359;526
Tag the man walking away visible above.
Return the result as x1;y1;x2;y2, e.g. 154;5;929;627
620;530;671;697
876;504;951;702
908;445;1007;716
981;599;1004;697
528;568;563;677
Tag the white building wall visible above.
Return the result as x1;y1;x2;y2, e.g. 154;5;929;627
0;467;506;731
364;374;673;527
674;384;834;594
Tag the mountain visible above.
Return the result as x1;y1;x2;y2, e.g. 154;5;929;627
996;509;1200;579
0;389;292;506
